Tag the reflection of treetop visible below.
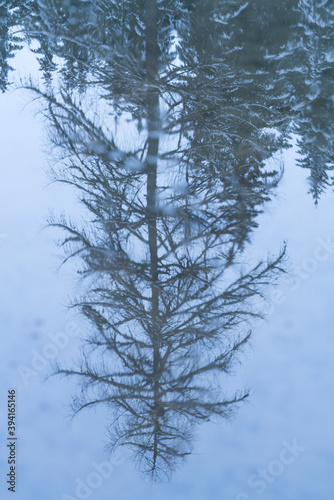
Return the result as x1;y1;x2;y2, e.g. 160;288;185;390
22;0;292;480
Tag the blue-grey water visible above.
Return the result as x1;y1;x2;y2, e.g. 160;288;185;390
1;2;334;499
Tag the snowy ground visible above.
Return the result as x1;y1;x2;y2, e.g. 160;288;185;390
0;53;334;500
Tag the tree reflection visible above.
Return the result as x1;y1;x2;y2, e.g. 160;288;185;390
3;2;332;202
18;0;334;479
44;90;286;477
293;1;334;203
0;0;23;92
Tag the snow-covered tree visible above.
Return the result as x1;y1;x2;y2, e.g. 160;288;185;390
294;0;334;203
0;0;24;91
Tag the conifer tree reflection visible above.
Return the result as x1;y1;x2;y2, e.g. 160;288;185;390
294;1;334;203
24;0;291;479
0;0;23;91
5;1;334;202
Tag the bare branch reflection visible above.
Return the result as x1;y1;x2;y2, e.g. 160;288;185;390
16;0;302;479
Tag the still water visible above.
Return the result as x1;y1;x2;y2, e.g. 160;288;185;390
0;1;334;498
